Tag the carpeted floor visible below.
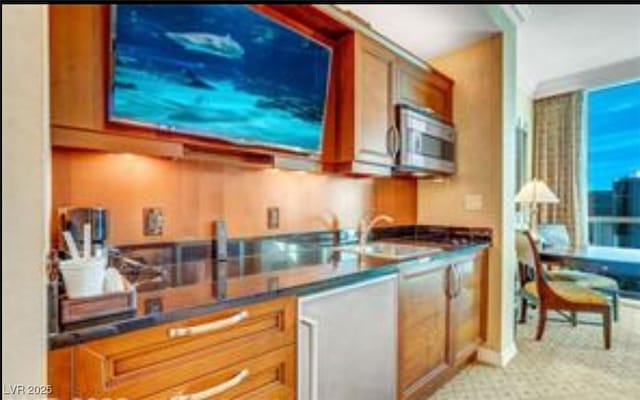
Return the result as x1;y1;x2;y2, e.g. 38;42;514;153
430;301;640;399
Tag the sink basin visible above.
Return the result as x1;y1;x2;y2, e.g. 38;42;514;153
335;241;442;260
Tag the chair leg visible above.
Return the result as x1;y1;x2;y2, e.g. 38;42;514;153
570;311;578;327
519;298;528;324
603;308;612;350
612;293;619;322
536;306;547;341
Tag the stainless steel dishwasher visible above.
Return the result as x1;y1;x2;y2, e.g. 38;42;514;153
298;274;398;400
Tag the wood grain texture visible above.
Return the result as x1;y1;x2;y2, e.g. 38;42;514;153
49;5;418;246
52;148;413;245
48;348;72;400
424;69;454;123
74;297;295;399
397;250;488;400
374;177;418;225
450;252;486;366
354;34;396;167
149;345;296;400
398;263;450;400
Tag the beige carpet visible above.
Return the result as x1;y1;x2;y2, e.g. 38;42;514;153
431;301;640;399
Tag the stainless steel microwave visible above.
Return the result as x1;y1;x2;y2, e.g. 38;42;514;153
395;104;455;175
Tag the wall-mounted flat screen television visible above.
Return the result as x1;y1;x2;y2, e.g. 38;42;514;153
109;5;332;153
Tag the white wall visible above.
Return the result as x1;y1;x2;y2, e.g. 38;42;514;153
2;4;50;388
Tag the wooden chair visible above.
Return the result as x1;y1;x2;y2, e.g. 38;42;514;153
538;224;620;320
516;230;612;349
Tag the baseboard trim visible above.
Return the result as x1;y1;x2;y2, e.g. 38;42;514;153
477;342;518;367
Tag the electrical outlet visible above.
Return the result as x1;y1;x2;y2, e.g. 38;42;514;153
267;207;280;230
143;207;164;236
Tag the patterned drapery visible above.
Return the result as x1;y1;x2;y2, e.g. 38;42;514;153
533;91;587;246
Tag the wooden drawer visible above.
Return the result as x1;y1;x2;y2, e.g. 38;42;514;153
74;296;296;399
148;345;296;400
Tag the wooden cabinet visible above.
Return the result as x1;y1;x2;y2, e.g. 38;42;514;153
398;265;449;400
450;253;487;366
327;32;454;176
49;296;296;399
355;35;397;169
398;250;487;400
395;60;454;124
327;33;397;175
424;70;454;124
395;59;429;109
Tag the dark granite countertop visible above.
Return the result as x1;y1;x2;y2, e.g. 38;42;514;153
48;225;491;349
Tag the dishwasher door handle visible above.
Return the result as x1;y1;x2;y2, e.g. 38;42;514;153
300;316;319;400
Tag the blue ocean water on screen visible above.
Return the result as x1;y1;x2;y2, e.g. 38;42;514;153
110;5;331;152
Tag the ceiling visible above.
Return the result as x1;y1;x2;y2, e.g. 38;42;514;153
337;5;640;94
337;5;499;60
518;5;640;92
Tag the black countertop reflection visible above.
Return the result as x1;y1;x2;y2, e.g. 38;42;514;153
48;225;491;349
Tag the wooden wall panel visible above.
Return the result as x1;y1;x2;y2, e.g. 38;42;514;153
52;149;417;245
374;177;418;225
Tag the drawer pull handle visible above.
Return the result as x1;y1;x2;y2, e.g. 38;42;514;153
170;369;249;400
168;311;249;338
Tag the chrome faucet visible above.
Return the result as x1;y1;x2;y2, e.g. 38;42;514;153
359;214;394;248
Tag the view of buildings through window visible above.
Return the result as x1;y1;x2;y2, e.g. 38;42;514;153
587;80;640;249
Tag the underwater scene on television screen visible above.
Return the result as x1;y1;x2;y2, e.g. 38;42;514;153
111;5;331;152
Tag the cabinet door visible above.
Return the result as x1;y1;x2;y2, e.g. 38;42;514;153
355;35;395;167
395;60;429;109
425;71;454;123
450;253;486;365
398;264;449;400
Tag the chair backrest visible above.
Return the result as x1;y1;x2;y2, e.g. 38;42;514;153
516;230;554;302
515;230;537;267
538;224;571;248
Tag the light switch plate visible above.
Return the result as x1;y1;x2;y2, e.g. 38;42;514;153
464;195;483;211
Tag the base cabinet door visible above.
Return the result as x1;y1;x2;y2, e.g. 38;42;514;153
450;253;486;365
398;264;449;400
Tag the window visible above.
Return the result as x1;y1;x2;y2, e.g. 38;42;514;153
587;80;640;249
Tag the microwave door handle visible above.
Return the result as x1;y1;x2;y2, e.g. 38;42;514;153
386;125;395;158
393;125;401;157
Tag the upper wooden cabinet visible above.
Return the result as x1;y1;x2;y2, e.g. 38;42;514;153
424;70;454;124
325;32;454;176
324;33;397;175
356;35;397;168
395;59;453;123
50;5;105;130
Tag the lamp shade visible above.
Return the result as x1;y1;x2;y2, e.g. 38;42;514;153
515;179;559;204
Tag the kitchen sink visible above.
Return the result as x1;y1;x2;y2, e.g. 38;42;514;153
334;241;442;260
